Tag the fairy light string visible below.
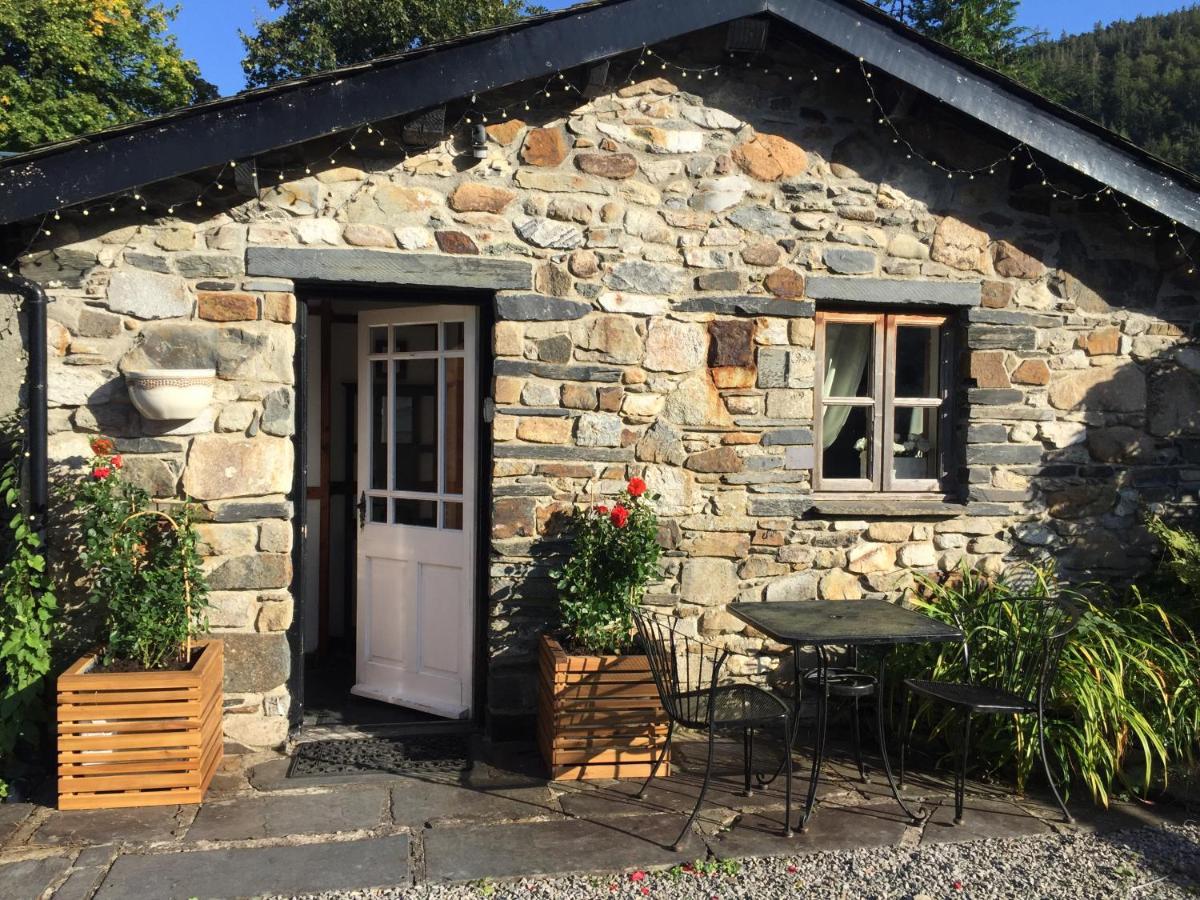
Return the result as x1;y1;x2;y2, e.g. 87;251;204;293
3;45;1196;278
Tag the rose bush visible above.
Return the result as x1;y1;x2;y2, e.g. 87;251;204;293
552;478;661;655
61;437;209;669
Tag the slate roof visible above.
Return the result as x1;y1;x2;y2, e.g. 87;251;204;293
1;0;1198;229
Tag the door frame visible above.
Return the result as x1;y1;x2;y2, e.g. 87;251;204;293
288;284;495;731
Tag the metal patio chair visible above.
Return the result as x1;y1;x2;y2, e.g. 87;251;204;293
801;645;876;782
899;592;1080;824
633;610;793;850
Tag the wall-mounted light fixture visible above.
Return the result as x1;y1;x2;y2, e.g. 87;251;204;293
470;123;489;159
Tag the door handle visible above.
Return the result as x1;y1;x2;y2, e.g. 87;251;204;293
357;492;367;529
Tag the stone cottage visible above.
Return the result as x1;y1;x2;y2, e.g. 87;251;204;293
2;0;1199;747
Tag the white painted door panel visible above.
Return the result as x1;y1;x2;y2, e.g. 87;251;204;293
354;306;476;718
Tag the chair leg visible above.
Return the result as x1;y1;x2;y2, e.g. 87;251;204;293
851;697;868;783
742;726;754;797
899;688;911;789
781;717;794;838
954;711;972;825
674;725;716;851
1037;708;1073;824
637;720;674;801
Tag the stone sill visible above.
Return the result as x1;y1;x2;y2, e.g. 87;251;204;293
809;496;969;518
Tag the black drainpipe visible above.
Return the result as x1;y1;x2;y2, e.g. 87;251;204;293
1;271;48;537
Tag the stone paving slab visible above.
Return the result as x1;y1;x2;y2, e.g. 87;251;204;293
0;803;33;845
93;836;410;899
1064;798;1194;834
422;813;704;882
920;796;1053;844
51;865;107;900
554;771;803;824
186;787;388;842
705;800;911;859
32;805;186;846
0;853;72;899
390;778;561;828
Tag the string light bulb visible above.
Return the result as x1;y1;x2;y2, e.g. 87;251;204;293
4;46;1196;279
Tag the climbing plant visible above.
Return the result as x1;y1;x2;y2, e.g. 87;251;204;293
0;413;56;794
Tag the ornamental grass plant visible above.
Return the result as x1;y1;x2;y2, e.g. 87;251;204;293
894;562;1200;807
551;477;661;655
62;437;209;671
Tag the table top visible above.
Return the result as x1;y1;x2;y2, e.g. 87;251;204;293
730;599;963;646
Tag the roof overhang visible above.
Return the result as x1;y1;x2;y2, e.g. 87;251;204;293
1;0;1198;231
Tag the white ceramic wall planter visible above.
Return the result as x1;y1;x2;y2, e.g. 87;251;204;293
125;369;216;421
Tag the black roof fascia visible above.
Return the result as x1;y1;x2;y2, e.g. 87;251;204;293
770;0;1200;230
1;0;1198;232
0;0;764;225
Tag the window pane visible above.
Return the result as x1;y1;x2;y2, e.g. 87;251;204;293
823;323;874;398
394;323;438;353
444;322;465;351
394;498;437;527
369;326;388;354
370;360;388;490
444;357;464;495
443;502;464;530
893;407;939;481
822;405;871;480
394;359;438;493
896;326;939;399
369;496;388;523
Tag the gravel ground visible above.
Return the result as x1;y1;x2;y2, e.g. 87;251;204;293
286;822;1200;900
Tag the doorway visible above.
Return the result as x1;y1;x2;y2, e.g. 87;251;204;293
296;295;483;731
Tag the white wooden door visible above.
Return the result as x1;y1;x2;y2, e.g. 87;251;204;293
354;306;477;718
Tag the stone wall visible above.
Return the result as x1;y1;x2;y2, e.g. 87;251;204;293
19;57;1198;742
0;291;26;420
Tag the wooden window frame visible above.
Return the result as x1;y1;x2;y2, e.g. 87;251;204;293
814;310;954;495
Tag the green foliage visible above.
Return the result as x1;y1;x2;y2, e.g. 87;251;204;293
1021;8;1200;175
1145;514;1200;622
240;0;546;88
551;478;661;655
896;563;1200;807
0;1;216;152
0;415;56;787
870;1;1041;76
874;3;1200;174
62;437;208;670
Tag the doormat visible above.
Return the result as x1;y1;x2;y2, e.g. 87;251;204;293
287;735;472;779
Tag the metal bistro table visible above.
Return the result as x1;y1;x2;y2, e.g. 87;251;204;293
731;599;963;829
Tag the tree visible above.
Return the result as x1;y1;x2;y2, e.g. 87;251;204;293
0;1;216;153
871;0;1041;76
1020;7;1200;175
241;0;547;89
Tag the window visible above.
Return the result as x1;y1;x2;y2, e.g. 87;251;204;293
814;310;953;493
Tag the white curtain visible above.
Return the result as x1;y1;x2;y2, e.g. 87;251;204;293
822;325;872;449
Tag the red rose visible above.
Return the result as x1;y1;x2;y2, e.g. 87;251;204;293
627;477;647;498
594;505;609;516
610;505;630;528
91;466;111;480
110;454;123;469
90;437;114;455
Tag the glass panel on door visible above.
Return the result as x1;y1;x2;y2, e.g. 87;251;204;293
363;316;469;531
444;357;465;496
369;360;388;491
394;359;438;494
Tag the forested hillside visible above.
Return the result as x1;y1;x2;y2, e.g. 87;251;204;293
1023;6;1200;174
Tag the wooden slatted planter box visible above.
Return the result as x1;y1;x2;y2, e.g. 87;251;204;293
537;634;669;781
57;639;224;810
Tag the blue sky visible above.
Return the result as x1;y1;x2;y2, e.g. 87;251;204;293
172;0;1200;97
